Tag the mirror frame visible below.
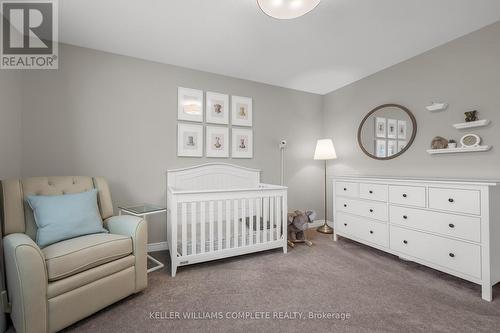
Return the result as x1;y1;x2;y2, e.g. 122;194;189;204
357;104;417;160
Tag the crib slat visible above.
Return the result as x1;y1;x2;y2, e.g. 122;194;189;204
181;203;187;256
209;201;214;252
241;199;246;247
275;196;280;240
200;202;206;254
256;198;261;244
191;202;197;255
248;199;254;245
217;201;223;251
233;199;239;248
225;200;231;249
263;197;268;243
269;197;274;241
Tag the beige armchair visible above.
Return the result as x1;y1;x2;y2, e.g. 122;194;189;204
0;177;148;333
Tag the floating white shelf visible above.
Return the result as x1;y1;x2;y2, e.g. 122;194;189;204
453;119;490;129
427;146;492;155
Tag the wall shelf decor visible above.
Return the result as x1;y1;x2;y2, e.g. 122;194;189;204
425;102;448;112
426;146;491;155
452;119;491;129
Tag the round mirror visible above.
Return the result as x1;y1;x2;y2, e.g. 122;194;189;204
357;104;417;160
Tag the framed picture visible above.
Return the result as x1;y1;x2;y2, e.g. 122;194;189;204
375;139;386;158
206;92;229;124
397;140;407;152
232;128;253;158
178;87;203;122
231;96;252;127
177;123;203;157
206;126;229;158
387;119;397;139
387;140;397;157
375;117;386;138
398;120;407;139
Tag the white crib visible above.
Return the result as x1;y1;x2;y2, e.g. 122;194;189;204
167;163;287;277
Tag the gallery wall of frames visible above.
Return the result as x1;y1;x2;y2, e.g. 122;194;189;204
177;87;253;158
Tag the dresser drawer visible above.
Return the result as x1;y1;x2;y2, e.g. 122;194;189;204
390;206;481;242
336;182;359;198
336;213;388;247
389;185;426;207
359;183;388;202
428;188;480;215
390;226;481;278
336;198;388;222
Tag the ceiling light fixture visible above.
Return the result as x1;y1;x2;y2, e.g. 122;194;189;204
257;0;321;20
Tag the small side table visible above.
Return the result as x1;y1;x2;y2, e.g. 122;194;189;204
118;204;166;273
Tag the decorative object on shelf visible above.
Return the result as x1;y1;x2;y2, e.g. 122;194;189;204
287;210;315;247
464;110;478;122
313;139;337;234
231;95;253;127
431;136;448;149
206;91;229;124
460;133;481;148
206;126;229;158
426;102;448;112
177;123;203;157
257;0;321;20
232;128;253;158
448;139;457;149
359;104;417;160
178;87;203;122
453;119;490;129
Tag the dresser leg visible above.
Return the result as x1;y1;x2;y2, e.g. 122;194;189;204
482;284;492;301
333;233;338;242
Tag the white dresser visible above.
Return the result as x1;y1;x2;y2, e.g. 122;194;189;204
333;176;500;301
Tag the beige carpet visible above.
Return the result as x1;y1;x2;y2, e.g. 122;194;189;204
62;231;500;333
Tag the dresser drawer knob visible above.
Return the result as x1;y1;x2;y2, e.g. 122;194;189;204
369;209;374;213
449;223;455;228
448;198;455;203
449;253;455;258
369;230;374;234
344;223;347;227
344;204;347;208
343;188;347;191
402;194;407;198
369;190;373;194
403;215;408;220
403;240;408;244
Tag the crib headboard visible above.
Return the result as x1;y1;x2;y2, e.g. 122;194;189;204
167;163;261;191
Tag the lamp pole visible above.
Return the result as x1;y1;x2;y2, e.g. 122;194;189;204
317;159;333;234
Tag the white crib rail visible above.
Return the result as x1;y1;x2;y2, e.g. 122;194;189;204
167;186;287;277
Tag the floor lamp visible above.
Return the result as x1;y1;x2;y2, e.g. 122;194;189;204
314;139;337;234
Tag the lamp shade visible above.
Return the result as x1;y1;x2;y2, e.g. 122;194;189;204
314;139;337;160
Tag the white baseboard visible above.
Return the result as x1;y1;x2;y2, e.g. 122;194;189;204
148;241;168;252
308;219;333;228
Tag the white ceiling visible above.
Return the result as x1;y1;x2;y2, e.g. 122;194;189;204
59;0;500;95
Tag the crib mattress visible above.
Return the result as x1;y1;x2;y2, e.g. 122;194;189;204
176;216;280;256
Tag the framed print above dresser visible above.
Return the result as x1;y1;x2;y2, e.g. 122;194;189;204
333;176;500;301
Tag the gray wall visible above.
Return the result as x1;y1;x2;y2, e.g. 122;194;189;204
323;21;500;221
0;71;22;180
21;44;324;243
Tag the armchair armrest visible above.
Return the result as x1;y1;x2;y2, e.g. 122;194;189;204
104;216;147;292
3;233;48;333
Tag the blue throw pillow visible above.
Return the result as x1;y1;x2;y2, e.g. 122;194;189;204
27;189;108;248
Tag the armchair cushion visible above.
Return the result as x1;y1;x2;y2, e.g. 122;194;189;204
42;233;132;282
27;189;108;248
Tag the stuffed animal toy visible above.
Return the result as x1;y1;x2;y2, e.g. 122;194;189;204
287;210;316;247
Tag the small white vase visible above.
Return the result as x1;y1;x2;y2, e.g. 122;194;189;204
448;143;457;149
